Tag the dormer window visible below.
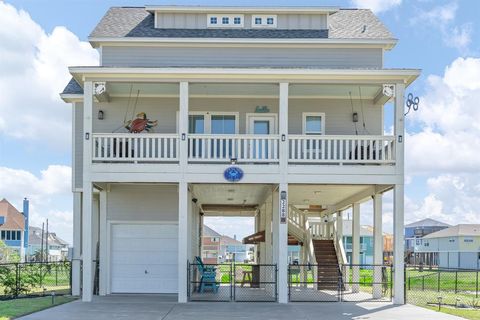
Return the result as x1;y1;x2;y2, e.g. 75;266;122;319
252;15;277;28
208;14;244;28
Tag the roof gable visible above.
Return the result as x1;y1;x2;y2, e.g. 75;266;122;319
405;218;451;228
0;199;25;230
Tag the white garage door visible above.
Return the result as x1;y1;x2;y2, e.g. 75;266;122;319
110;223;178;293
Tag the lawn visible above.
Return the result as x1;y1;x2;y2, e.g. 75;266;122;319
0;296;76;320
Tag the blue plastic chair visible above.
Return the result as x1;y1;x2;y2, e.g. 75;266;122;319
195;256;219;293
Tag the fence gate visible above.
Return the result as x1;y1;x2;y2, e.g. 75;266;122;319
188;262;277;302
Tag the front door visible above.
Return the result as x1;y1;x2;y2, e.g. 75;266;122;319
247;115;276;135
247;114;276;160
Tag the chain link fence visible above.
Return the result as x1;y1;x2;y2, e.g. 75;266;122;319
0;262;71;300
188;262;277;302
406;266;480;311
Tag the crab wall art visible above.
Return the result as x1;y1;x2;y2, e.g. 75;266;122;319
124;112;158;133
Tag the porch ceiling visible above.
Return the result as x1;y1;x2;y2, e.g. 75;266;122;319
191;184;272;216
288;184;372;208
105;82;383;99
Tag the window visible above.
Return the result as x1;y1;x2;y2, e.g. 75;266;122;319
303;113;325;135
211;115;236;134
449;238;455;243
207;14;244;27
189;115;205;134
464;237;474;243
6;231;10;241
1;231;4;240
17;231;21;240
252;15;277;28
187;112;239;134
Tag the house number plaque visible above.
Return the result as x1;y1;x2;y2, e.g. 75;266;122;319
280;191;287;224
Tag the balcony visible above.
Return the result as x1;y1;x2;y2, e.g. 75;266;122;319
92;133;395;165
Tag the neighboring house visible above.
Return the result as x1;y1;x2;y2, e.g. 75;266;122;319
219;234;248;263
0;198;29;261
404;218;450;264
201;225;221;264
342;220;392;265
27;226;69;262
61;5;418;304
414;224;480;269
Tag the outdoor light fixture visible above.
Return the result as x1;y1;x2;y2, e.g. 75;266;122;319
98;110;104;120
181;133;186;141
230;158;237;165
352;112;359;123
85;132;90;140
281;134;286;141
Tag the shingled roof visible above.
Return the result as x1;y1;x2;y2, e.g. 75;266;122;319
0;199;25;230
424;224;480;239
89;7;394;40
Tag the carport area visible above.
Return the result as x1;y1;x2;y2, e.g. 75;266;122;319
18;295;464;320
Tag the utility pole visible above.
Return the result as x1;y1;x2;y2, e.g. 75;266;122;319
40;222;44;262
46;219;49;263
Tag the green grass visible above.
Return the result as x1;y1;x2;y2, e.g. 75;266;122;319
0;296;76;320
425;305;480;320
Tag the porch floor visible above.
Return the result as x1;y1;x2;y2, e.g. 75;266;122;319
18;294;464;320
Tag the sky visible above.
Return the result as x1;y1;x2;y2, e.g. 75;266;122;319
1;0;480;243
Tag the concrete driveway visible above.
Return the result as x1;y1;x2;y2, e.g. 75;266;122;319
19;295;465;320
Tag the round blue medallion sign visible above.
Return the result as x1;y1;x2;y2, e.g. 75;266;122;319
224;166;244;182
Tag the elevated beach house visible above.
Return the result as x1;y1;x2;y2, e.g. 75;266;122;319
61;5;419;303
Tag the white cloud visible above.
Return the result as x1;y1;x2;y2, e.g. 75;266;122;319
407;58;480;174
0;2;98;150
410;2;473;53
350;0;402;13
0;165;73;243
405;57;480;225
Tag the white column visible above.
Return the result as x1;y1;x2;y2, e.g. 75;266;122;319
178;181;188;303
81;182;93;301
336;211;343;243
277;82;289;303
72;192;82;296
352;203;360;293
373;193;383;299
81;81;93;302
179;82;189;169
178;81;189;303
99;190;107;296
393;82;405;304
274;183;288;304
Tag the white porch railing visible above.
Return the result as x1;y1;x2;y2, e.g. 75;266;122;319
288;135;395;164
92;133;179;162
188;134;280;163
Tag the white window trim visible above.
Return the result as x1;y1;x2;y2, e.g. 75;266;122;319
251;15;277;28
302;112;326;135
180;111;240;134
207;14;244;28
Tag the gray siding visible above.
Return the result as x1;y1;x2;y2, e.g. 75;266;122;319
101;46;383;68
92;97;382;135
155;12;327;29
74;102;83;190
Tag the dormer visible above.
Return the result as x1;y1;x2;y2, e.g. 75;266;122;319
146;6;338;30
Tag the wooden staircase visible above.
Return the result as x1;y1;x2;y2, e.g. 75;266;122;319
313;239;341;290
